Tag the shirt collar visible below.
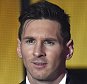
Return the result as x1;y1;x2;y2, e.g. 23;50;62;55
26;76;30;84
26;73;67;84
59;73;67;84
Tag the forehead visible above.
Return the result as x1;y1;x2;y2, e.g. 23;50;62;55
22;19;61;38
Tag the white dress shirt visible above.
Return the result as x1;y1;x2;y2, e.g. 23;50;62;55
26;76;30;84
59;73;66;84
26;74;67;84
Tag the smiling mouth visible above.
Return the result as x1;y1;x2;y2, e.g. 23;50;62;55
32;62;47;69
34;62;47;65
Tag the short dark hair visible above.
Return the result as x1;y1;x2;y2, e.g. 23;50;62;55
18;0;71;44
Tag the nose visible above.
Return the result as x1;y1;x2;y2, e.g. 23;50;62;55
33;43;46;57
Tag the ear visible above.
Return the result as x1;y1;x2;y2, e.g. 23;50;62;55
66;39;74;60
17;39;22;58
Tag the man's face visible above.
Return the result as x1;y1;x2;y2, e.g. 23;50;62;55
18;19;67;81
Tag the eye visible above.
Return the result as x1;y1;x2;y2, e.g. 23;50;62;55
26;39;35;45
44;40;55;46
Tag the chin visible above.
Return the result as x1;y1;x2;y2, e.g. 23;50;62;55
30;72;49;81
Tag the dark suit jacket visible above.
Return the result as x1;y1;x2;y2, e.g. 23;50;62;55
20;69;87;84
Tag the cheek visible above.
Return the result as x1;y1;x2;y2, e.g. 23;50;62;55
46;46;63;58
21;45;33;65
21;44;33;58
46;47;63;66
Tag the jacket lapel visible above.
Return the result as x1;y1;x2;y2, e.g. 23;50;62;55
20;79;26;84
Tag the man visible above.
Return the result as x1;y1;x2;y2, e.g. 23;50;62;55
17;1;74;84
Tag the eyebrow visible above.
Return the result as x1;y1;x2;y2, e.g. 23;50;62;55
22;36;58;41
44;38;58;42
22;36;35;40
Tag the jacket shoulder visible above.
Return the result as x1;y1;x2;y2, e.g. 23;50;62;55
67;69;87;84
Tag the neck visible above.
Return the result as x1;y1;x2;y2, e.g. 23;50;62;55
27;71;66;84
